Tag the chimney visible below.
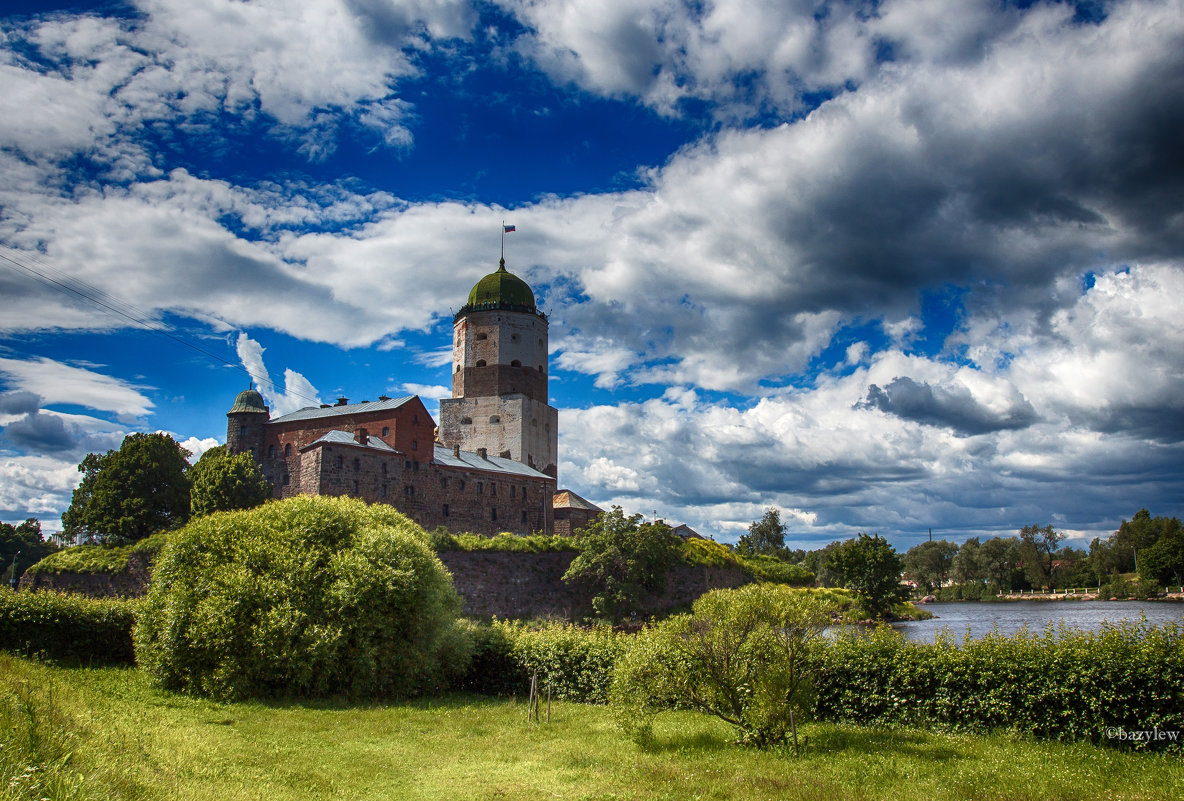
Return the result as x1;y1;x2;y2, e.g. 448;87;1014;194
453;444;460;458
355;427;368;445
477;447;487;459
336;396;349;406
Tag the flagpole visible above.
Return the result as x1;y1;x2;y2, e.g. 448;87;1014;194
501;220;505;262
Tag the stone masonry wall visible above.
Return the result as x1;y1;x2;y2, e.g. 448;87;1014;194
21;550;750;617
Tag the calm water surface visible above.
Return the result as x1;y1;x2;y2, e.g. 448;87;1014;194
891;600;1184;642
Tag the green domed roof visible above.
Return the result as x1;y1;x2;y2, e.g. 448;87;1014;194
466;259;535;310
228;388;267;414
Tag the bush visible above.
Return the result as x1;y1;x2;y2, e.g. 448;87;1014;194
0;588;136;664
813;620;1184;750
611;584;838;748
457;619;625;703
23;532;170;577
135;496;468;701
738;554;815;586
430;529;574;553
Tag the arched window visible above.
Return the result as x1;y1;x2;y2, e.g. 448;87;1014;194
381;426;390;437
489;415;500;423
284;443;292;457
475;359;487;367
510;359;521;367
268;445;275;459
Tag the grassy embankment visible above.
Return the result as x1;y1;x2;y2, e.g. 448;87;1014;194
3;654;1180;801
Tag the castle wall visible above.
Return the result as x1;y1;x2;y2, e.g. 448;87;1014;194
438;395;558;476
23;550;750;618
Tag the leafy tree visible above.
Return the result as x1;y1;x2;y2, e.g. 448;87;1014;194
977;536;1023;591
1019;524;1065;590
135;496;467;700
610;584;837;749
1;518;57;588
1138;527;1184;589
62;433;191;544
803;540;844;586
951;537;982;584
189;445;274;517
563;506;682;622
736;508;788;559
903;539;959;592
825;533;909;618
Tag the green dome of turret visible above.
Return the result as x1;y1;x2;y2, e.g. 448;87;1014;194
228;388;267;414
465;259;535;310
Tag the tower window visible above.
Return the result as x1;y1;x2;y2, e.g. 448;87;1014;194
381;484;388;498
476;333;487;340
382;426;390;437
475;359;487;367
511;334;518;342
460;416;472;424
510;360;521;367
489;415;500;423
240;426;249;437
538;365;544;373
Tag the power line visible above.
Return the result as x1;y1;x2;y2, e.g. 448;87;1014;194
0;244;324;408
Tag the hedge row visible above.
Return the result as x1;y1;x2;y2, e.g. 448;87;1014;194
814;621;1184;749
0;588;137;664
458;620;626;703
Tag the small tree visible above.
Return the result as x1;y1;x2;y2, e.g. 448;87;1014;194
62;433;191;544
736;508;788;559
825;532;908;618
610;584;837;749
1;518;56;586
189;445;274;517
1019;524;1065;589
563;506;682;622
903;539;959;593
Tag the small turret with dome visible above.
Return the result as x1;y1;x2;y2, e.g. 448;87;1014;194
226;385;269;457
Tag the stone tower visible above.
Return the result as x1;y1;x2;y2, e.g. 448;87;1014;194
226;387;269;458
438;258;558;477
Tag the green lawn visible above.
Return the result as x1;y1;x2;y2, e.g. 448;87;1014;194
3;655;1180;801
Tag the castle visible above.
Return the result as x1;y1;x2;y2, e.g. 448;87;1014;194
225;258;600;536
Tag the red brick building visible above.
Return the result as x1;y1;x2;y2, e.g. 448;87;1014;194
225;258;590;536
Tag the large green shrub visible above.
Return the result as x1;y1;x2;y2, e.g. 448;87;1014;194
0;588;136;664
135;496;468;701
611;584;838;748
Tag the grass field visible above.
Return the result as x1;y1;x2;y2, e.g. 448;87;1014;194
2;654;1180;801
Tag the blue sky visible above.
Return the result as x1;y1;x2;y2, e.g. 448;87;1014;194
1;0;1181;548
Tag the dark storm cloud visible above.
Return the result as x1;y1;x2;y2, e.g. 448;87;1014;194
857;376;1037;435
0;391;41;416
3;411;77;452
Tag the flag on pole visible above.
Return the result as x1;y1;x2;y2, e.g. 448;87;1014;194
503;224;516;233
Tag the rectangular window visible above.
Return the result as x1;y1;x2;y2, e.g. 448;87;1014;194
443;504;450;517
510;485;516;498
490;484;496;497
477;482;483;495
491;508;497;521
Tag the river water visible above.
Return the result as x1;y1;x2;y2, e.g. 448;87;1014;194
890;600;1184;642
